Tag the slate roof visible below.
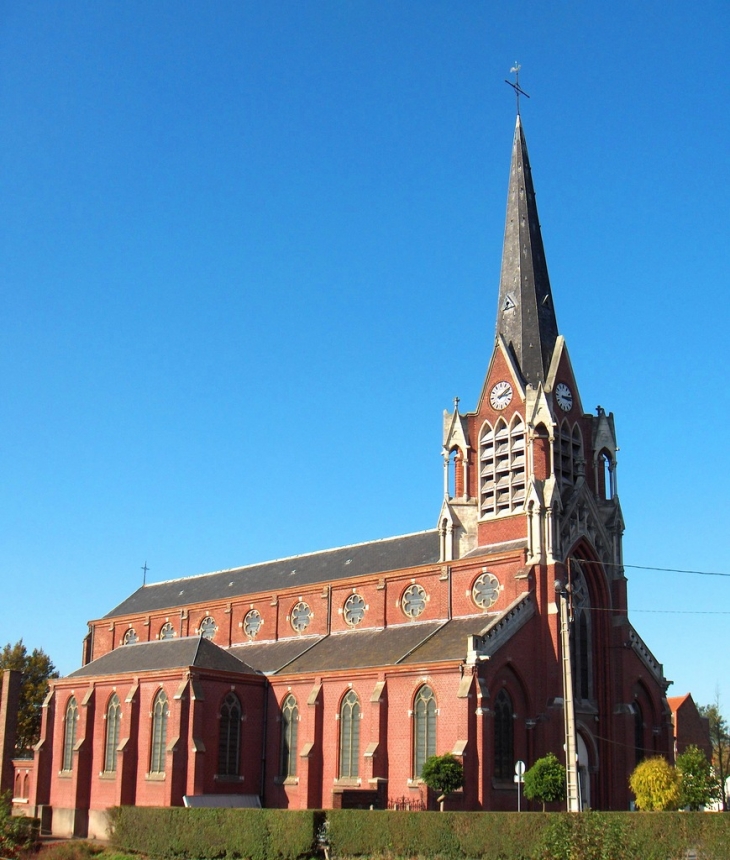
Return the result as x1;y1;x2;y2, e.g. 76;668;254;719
496;115;559;386
398;616;498;664
67;636;258;679
104;530;440;619
227;636;326;675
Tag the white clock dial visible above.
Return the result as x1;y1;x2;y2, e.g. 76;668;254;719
555;382;573;412
490;381;513;410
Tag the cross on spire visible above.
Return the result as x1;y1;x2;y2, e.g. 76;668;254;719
505;64;530;115
141;561;149;585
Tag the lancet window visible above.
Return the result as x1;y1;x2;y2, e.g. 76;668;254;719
413;685;436;778
339;690;361;778
556;421;583;495
479;416;526;516
104;693;121;773
280;694;298;778
493;689;514;780
62;696;78;772
570;562;593;703
150;690;169;774
218;693;241;776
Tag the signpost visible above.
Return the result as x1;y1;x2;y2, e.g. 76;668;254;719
514;760;525;812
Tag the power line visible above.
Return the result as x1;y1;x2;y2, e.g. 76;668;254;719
570;557;730;579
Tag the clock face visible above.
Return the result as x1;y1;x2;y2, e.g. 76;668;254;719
555;382;573;412
490;381;513;410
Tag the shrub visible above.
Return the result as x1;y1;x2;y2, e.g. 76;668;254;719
0;791;39;859
629;756;681;811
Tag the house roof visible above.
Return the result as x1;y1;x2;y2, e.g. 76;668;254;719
103;530;440;619
66;636;258;679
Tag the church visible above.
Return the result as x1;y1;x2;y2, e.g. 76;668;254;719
19;114;672;837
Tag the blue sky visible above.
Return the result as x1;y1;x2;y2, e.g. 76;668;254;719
1;2;729;710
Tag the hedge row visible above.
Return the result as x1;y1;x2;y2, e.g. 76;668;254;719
108;807;323;860
110;807;730;860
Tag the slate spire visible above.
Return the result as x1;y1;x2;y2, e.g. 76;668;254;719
496;116;559;387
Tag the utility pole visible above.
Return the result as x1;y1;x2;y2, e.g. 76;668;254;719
556;578;581;812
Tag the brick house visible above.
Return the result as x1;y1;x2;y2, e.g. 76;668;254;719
22;115;672;836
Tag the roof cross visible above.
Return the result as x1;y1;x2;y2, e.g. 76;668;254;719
505;64;530;115
142;560;150;585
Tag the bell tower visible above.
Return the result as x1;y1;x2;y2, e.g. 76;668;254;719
439;115;624;581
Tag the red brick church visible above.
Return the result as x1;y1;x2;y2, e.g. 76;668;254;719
17;115;672;836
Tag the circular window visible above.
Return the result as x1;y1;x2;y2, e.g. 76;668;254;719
472;572;500;609
402;584;427;619
159;622;175;640
343;593;366;627
244;609;262;638
199;616;217;639
123;628;138;645
290;602;312;633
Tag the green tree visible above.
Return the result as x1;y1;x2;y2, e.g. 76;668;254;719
0;640;58;753
629;756;680;811
523;752;566;811
676;744;721;810
421;754;464;810
699;695;729;812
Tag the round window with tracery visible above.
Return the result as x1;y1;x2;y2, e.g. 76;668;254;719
290;602;312;633
343;593;366;627
472;572;500;609
244;609;262;638
199;616;217;639
401;584;427;619
123;628;138;645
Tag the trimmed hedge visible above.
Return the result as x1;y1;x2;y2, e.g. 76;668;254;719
108;807;322;860
109;806;730;860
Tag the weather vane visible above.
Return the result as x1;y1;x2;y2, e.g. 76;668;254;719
505;63;530;115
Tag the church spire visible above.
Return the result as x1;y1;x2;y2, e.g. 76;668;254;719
496;116;558;387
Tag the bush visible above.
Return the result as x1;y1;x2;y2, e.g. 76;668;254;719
629;756;681;811
0;792;39;859
109;806;730;860
109;806;318;860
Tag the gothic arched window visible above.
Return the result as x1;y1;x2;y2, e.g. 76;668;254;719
218;693;241;776
104;693;121;773
479;416;526;517
159;622;175;640
493;689;514;780
570;563;593;702
634;702;645;767
62;696;78;772
413;685;437;778
280;694;298;778
150;690;169;774
339;690;361;778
